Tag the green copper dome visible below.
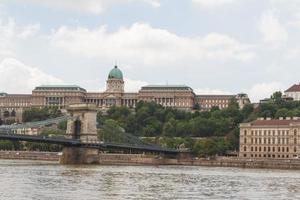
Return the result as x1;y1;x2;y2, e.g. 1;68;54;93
108;66;123;80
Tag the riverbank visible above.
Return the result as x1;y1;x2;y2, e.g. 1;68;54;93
0;151;59;161
2;151;300;170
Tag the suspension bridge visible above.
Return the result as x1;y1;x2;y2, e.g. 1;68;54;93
0;104;187;164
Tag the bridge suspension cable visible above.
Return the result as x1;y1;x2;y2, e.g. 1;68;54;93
0;115;74;130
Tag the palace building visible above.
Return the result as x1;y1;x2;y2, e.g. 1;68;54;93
0;65;250;122
239;117;300;159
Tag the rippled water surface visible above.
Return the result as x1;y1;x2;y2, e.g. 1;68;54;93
1;159;300;199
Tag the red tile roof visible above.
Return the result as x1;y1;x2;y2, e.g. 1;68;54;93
251;119;300;126
285;84;300;92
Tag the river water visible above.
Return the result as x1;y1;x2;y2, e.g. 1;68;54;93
0;160;300;200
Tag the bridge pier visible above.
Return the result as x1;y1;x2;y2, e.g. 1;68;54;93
60;147;99;164
60;103;100;164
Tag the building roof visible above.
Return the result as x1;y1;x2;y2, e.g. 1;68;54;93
108;66;123;80
248;118;300;126
140;85;193;91
34;85;86;92
285;84;300;92
0;92;7;97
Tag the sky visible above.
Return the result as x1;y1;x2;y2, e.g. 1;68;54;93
0;0;300;102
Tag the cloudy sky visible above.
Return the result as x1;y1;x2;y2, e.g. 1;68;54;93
0;0;300;102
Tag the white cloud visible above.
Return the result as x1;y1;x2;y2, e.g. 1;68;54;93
0;58;63;93
124;78;148;92
0;18;40;58
246;82;286;103
50;23;255;67
192;0;236;8
17;23;40;39
5;0;160;14
258;10;288;45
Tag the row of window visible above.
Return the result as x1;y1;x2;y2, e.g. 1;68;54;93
203;104;228;108
244;129;298;136
244;137;297;145
244;146;297;153
243;154;296;158
0;102;30;107
204;99;229;103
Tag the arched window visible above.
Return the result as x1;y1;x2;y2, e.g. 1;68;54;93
294;129;297;136
11;110;16;117
244;146;247;151
3;111;9;118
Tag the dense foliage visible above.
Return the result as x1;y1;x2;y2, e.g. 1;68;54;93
23;107;62;122
97;99;248;156
97;91;300;156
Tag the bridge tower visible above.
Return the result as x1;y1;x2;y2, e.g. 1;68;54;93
60;103;100;164
65;103;98;142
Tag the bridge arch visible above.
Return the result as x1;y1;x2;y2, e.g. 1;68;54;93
11;110;16;117
3;110;9;118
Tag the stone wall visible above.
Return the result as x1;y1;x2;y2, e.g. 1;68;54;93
0;151;59;161
2;151;300;170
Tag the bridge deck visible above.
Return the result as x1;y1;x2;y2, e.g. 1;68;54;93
0;133;184;154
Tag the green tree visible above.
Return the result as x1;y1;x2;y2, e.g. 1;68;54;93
99;119;124;143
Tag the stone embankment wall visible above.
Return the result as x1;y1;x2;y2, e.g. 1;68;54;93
98;155;300;169
193;157;300;169
2;151;300;170
0;151;59;161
